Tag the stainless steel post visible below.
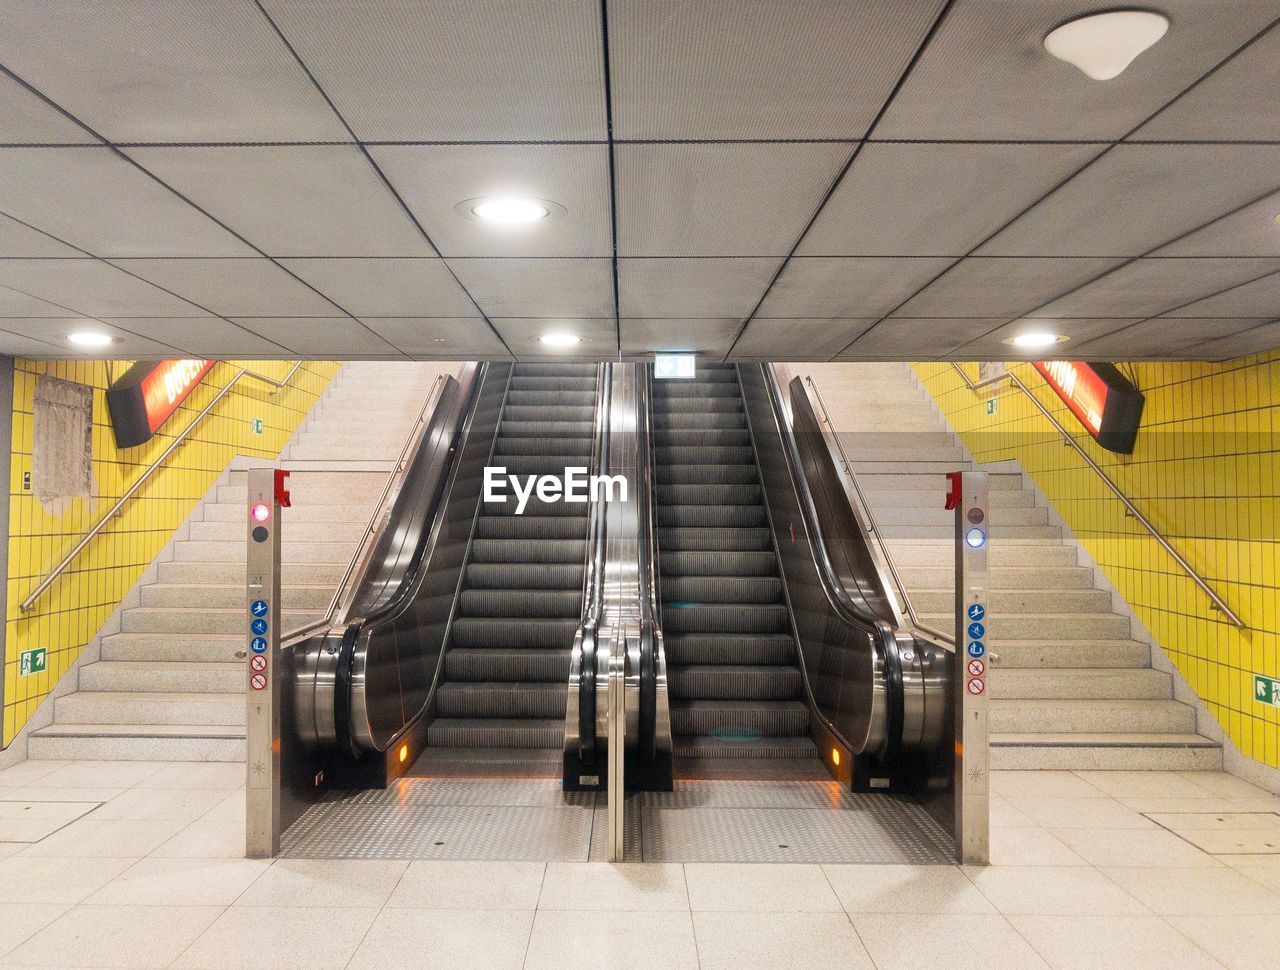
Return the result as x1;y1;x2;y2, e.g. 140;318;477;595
607;627;627;862
952;470;990;865
245;467;286;858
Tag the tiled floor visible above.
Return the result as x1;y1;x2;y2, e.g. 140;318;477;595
0;760;1277;968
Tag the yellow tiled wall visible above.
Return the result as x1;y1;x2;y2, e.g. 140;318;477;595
4;358;339;746
915;353;1280;770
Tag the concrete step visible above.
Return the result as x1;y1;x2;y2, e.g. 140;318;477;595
159;560;346;586
202;502;372;523
990;698;1196;734
889;544;1077;567
286;444;418;462
912;587;1112;615
122;608;324;635
991;733;1222;770
28;724;245;762
102;633;243;663
140;583;332;610
986;639;1152;669
880;524;1062;541
842;445;968;463
852;471;1023;491
219;473;388;504
920;611;1130;640
79;660;242;693
897;565;1093;589
188;519;367;542
872;505;1048;527
864;488;1035;509
53;691;245;726
990;667;1172;701
833;431;958;450
848;459;976;475
173;540;356;563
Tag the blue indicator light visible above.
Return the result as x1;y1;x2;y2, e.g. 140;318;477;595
965;527;986;548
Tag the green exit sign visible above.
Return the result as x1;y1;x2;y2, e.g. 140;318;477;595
986;398;997;415
19;648;46;676
1256;675;1280;707
250;417;263;435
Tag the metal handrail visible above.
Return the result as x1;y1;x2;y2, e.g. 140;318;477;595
20;360;305;613
947;362;1244;628
283;372;447;642
803;376;955;645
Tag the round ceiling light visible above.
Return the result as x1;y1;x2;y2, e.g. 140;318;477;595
1005;331;1068;350
1044;10;1170;81
455;196;565;225
65;331;119;348
539;332;582;348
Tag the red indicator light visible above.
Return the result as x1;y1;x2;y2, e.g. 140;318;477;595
251;503;271;523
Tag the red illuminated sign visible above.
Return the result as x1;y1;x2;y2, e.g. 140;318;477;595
106;359;216;448
1031;361;1144;455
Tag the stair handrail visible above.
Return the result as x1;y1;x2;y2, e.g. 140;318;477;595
282;371;448;642
802;375;955;646
946;362;1244;629
19;360;305;613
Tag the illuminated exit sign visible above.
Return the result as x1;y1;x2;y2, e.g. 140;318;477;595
1032;360;1145;455
106;358;216;448
654;354;696;379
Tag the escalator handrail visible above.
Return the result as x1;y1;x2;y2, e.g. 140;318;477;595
576;362;612;762
636;366;661;762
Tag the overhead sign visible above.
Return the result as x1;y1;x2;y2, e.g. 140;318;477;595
106;359;216;448
654;354;696;379
1032;360;1145;455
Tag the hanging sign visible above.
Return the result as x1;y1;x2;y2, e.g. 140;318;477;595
1031;361;1144;455
106;359;216;448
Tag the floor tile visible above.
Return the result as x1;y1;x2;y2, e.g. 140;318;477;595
201;792;247;823
1101;865;1280;915
966;865;1149;915
1148;811;1280;832
35;761;167;790
347;908;533;970
387;860;544;910
1007;796;1158;830
1;902;221;967
0;856;135;903
0;845;20;861
1117;796;1242;814
0;903;70;959
693;911;874;970
539;862;688;911
524;910;698;970
991;771;1107;799
86;858;270;906
1074;771;1217;800
0;817;83;843
1049;826;1221;867
989;826;1088;866
988;796;1038;828
0;801;99;821
684;863;841;912
88;787;229;822
1177;772;1276;801
823;864;995;914
134;762;245;790
850;913;1049;969
19;817;185;858
233;859;406;908
174;906;378;969
0;762;69;788
1168;914;1280;969
1008;914;1224;969
151;816;245;858
0;786;125;804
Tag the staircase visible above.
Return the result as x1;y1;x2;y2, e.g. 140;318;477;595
28;361;447;762
809;363;1221;771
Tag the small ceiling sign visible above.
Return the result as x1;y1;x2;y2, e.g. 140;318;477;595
654;354;696;379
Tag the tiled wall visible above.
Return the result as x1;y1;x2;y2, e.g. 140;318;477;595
4;358;338;745
915;353;1280;770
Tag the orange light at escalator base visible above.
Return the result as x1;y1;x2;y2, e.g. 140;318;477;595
399;744;409;764
832;749;841;766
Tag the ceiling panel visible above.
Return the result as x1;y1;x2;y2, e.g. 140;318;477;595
620;318;740;356
0;0;345;141
838;318;1011;358
0;149;252;257
978;144;1280;258
98;316;292;357
616;144;849;257
262;0;604;140
230;317;402;357
1178;320;1280;360
129;146;433;257
358;317;509;358
611;0;943;138
962;317;1145;357
0;258;206;317
798;142;1103;257
0;326;68;356
0;73;92;144
1136;24;1280;141
370;145;611;258
1030;258;1280;319
112;258;339;317
491;317;617;357
758;257;953;318
1162;271;1280;318
619;258;778;318
1153;190;1280;258
732;319;874;359
0;317;185;356
875;0;1280;140
0;282;75;317
892;257;1123;318
280;258;479;317
0;213;82;257
1069;318;1274;358
447;258;612;318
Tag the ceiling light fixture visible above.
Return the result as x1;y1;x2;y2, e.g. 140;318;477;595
65;331;119;348
456;196;565;225
539;332;582;348
1043;10;1170;81
1005;331;1068;350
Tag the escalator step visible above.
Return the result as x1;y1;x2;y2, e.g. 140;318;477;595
652;428;752;447
656;463;758;486
656;484;761;506
660;550;778;577
427;717;564;749
653;382;740;398
436;681;568;719
652;397;744;414
475;515;588;540
661;603;790;634
656;504;766;529
653;411;746;431
480;497;591;518
662;575;782;605
498;420;594;438
469;539;583;564
674;734;819;761
495;436;593;456
658;527;773;552
501;405;595;422
458;588;583;618
485;456;597;476
670;699;810;738
654;445;754;464
465;563;584;589
445;648;572;682
505;390;596;407
668;664;802;701
450;617;580;649
664;633;794;666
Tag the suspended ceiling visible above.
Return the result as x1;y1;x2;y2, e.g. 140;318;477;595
1;0;1278;363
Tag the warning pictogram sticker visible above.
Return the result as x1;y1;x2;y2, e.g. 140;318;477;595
250;672;267;691
967;658;985;677
966;677;985;696
250;655;267;672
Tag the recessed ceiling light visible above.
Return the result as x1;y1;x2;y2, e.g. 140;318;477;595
65;331;119;348
455;196;565;225
1044;10;1170;81
539;332;582;348
1005;331;1068;350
